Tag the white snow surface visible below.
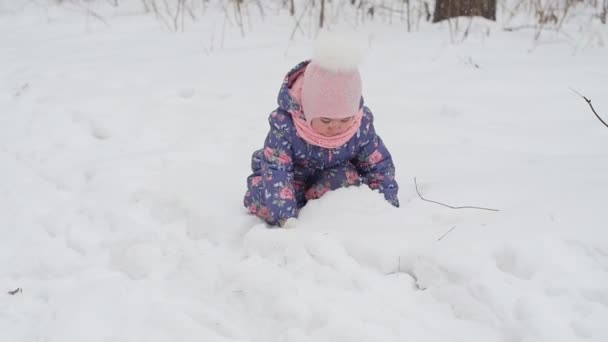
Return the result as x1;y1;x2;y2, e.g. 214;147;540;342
1;3;608;342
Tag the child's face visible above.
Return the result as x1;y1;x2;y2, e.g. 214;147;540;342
310;116;354;137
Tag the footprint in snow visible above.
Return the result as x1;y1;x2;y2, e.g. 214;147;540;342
493;245;536;280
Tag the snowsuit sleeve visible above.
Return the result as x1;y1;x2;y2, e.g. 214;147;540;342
355;107;400;207
259;110;298;225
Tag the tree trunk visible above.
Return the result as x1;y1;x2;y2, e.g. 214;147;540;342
320;0;325;28
433;0;496;23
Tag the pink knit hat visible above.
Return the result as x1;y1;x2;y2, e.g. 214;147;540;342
301;32;364;122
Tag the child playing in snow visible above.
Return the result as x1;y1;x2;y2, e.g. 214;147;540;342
243;34;399;227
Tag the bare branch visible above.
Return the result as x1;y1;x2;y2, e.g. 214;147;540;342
414;178;500;212
503;25;574;40
570;88;608;129
71;1;110;27
437;226;457;241
461;16;474;42
319;0;325;28
15;83;29;97
385;257;424;290
375;4;406;15
8;288;22;295
288;0;310;41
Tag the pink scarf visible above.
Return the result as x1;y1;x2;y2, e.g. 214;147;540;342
288;73;362;149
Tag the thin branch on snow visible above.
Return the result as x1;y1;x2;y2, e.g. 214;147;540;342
502;26;574;40
70;1;110;28
289;0;310;41
437;226;457;241
8;288;22;295
15;83;29;97
386;257;424;290
414;178;500;212
570;88;608;129
386;258;400;274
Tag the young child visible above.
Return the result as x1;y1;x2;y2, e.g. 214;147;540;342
243;34;399;227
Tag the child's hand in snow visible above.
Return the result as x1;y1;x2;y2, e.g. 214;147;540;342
386;193;400;208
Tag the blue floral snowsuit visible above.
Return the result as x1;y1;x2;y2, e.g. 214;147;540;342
244;61;399;225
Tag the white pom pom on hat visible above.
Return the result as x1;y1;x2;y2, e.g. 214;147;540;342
309;30;366;72
301;31;366;122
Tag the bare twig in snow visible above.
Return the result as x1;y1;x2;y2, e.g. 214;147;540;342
504;25;573;40
462;16;474;41
414;178;500;212
555;1;571;34
8;288;22;295
375;4;406;15
386;257;401;275
234;0;245;37
289;0;310;40
570;88;608;129
148;0;172;31
437;226;457;241
319;0;325;28
173;0;183;31
459;56;480;69
386;257;423;290
141;0;150;13
15;83;29;97
405;0;411;32
73;1;110;27
447;17;455;43
423;2;431;22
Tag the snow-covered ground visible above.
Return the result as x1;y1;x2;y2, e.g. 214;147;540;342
1;2;608;341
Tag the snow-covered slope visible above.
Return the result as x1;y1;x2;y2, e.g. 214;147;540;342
1;3;607;342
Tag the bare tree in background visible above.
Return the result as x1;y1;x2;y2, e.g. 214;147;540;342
319;0;326;28
433;0;496;22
